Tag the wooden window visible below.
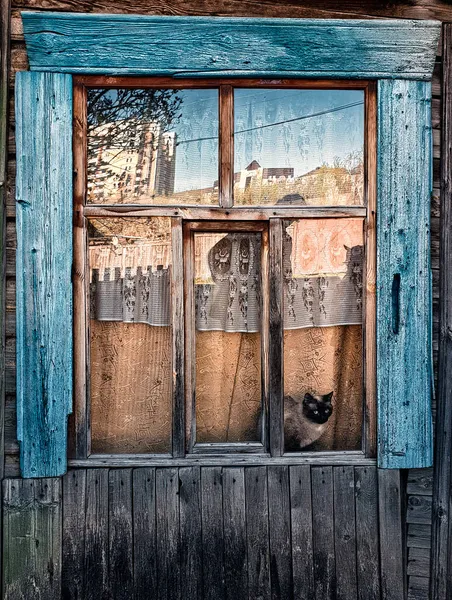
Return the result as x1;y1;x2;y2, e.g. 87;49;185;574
70;77;376;462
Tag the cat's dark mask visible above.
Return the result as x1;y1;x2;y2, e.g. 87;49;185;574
303;391;333;424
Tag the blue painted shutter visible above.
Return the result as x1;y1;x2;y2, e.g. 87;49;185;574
377;79;433;469
15;72;73;478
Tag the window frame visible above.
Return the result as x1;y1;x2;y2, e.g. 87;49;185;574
69;76;377;465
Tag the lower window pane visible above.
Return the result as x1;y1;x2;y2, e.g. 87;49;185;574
283;218;364;452
193;231;263;443
88;217;172;453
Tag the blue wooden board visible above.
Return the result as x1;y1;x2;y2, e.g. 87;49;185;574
377;79;433;469
15;71;73;478
21;13;440;80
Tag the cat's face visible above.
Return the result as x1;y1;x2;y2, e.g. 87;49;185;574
303;391;333;424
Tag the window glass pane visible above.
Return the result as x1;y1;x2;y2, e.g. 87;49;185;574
282;218;364;452
87;88;219;205
234;89;364;206
88;217;172;453
194;231;262;443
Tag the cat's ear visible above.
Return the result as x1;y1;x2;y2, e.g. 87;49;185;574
303;392;314;404
324;391;334;403
343;244;350;251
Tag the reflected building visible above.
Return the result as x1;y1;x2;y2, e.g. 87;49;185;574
87;121;176;203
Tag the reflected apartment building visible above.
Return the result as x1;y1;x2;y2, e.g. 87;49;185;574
87;121;176;203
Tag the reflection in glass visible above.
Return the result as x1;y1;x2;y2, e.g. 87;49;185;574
88;217;172;453
282;219;364;452
194;232;262;443
87;88;219;205
234;89;364;206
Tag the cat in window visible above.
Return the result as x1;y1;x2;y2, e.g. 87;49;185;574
284;391;333;451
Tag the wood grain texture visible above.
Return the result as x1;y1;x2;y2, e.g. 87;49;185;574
20;13;440;79
377;79;433;469
245;466;271;600
15;71;73;477
179;466;202;600
3;478;61;600
108;469;133;600
431;22;452;600
311;466;335;600
133;468;158;598
378;469;405;600
62;470;86;599
355;466;381;600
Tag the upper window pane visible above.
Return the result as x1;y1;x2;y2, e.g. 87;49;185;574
87;88;219;205
234;89;364;206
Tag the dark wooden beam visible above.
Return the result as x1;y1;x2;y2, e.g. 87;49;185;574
431;21;452;600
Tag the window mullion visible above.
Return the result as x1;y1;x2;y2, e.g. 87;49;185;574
269;218;284;457
171;217;185;457
219;84;234;208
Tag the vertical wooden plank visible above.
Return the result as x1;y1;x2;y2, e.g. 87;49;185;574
0;5;10;593
0;0;11;483
84;469;109;600
260;226;270;450
156;467;181;600
245;466;271;600
15;71;73;477
3;478;62;600
62;470;86;599
267;465;292;600
431;22;452;600
183;224;196;450
179;466;202;600
219;84;233;208
269;219;283;457
289;465;314;600
223;468;247;600
311;466;335;600
201;466;225;600
355;466;381;600
71;81;89;459
333;466;358;600
133;468;157;600
172;218;185;457
109;469;133;600
377;78;433;469
378;469;405;600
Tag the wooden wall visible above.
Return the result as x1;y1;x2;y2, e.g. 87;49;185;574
2;1;449;599
3;465;405;600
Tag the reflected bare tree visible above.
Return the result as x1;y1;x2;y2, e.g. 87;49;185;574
87;88;182;156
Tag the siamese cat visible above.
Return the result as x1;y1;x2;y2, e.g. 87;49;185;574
284;391;333;451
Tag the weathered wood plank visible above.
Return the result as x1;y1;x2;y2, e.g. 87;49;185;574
267;465;292;600
431;22;452;600
3;478;61;600
355;467;380;600
407;494;432;525
156;467;181;600
408;575;429;600
201;466;225;600
311;466;335;600
21;13;440;79
333;466;358;600
245;466;271;600
84;469;109;600
222;468;247;600
62;470;86;599
108;469;133;600
378;469;405;600
289;465;314;600
15;71;73;477
407;468;433;496
407;523;432;549
377;79;433;469
133;468;158;599
179;466;202;600
408;547;430;578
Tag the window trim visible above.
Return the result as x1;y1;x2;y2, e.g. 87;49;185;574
69;77;377;465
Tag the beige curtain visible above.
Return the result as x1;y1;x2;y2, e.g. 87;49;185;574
91;322;362;452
